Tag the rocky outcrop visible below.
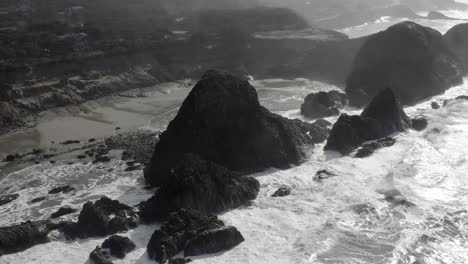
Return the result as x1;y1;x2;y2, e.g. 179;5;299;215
346;21;463;107
355;137;396;158
146;209;243;263
300;90;347;119
62;197;137;239
412;117;428;131
144;70;315;187
139;154;259;222
89;235;136;264
271;185;292;197
0;194;19;207
325;88;411;154
445;23;468;74
51;207;77;219
308;119;332;144
0;220;61;256
48;185;75;194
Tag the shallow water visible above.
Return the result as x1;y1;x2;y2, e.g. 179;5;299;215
2;11;468;264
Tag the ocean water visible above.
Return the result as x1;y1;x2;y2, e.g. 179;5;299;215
2;12;468;264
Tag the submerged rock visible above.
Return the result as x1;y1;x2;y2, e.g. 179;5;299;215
0;220;60;256
139;154;259;222
92;235;136;259
146;209;243;263
30;197;46;204
51;207;77;219
0;194;19;207
144;70;315;187
48;185;75;194
431;102;440;109
271;185;292;197
308;119;332;144
300;90;347;119
325;88;410;154
412;117;428;131
313;170;334;181
355;137;396;158
346;21;463;107
445;23;468;74
63;197;137;239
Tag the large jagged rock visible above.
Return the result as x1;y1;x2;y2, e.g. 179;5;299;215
445;23;468;74
89;235;136;264
144;70;315;187
300;90;347;119
346;21;463;107
146;209;243;263
325;88;411;154
139;154;259;222
63;197;137;239
0;220;62;256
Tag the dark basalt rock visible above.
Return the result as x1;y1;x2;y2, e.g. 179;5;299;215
271;185;291;197
31;197;46;204
313;170;334;181
0;220;61;256
325;88;411;154
184;226;244;257
169;258;192;264
51;207;77;219
48;185;75;194
93;156;111;164
89;247;112;264
412;117;428;131
61;140;80;145
355;137;396;158
139;154;259;222
4;155;15;162
0;194;19;206
62;197;137;239
431;102;440;109
144;70;315;187
308;119;332;144
146;209;243;263
445;23;468;74
300;90;347;119
443;95;468;106
347;21;463;107
101;235;136;259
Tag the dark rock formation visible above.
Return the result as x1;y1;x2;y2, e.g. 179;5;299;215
51;207;77;219
0;194;19;206
48;185;75;194
89;248;112;264
185;226;244;257
0;220;61;256
4;155;15;162
313;170;334;181
300;90;347;119
144;70;315;187
139;154;259;222
63;197;137;239
431;102;440;109
92;156;111;164
445;23;468;74
169;259;192;264
444;95;468;106
346;21;463;107
355;137;396;158
412;117;428;131
325;88;411;154
271;185;292;197
31;197;46;204
98;235;136;259
146;209;243;263
308;119;332;144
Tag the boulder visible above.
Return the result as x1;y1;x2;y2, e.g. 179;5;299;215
184;226;244;257
89;248;112;264
313;170;334;182
31;197;46;204
0;194;19;207
144;70;315;187
325;88;411;154
62;197;137;239
146;209;243;263
139;154;259;222
48;185;75;194
101;235;136;259
431;101;440;109
0;221;61;256
308;119;332;144
412;117;428;131
445;23;468;74
271;185;291;197
51;207;77;219
300;90;347;119
355;137;396;158
346;21;463;107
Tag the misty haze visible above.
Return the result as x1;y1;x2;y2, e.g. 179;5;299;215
1;0;468;263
